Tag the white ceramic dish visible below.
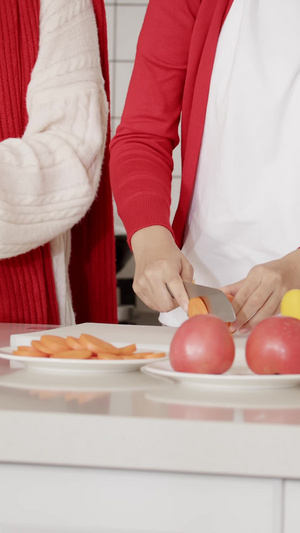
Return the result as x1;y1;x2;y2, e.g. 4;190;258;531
0;366;165;392
0;346;167;374
145;384;300;409
141;359;300;390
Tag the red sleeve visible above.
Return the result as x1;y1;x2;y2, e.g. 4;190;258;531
109;0;199;245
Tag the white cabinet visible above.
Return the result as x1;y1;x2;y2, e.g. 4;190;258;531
0;464;282;533
283;480;300;533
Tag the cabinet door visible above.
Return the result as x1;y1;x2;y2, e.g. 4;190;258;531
0;464;282;533
284;480;300;533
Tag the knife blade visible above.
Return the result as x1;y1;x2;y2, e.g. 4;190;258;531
183;281;236;322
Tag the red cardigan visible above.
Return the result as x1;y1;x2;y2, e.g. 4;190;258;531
110;0;234;248
0;0;117;324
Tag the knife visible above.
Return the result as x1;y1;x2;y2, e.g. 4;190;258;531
183;281;236;322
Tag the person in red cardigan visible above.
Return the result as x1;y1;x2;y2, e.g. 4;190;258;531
0;0;117;325
110;0;300;331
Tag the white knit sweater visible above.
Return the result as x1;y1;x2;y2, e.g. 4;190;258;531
0;0;108;325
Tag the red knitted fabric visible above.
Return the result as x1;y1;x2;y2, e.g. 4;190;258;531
110;0;234;249
69;0;117;324
0;0;117;324
0;0;60;324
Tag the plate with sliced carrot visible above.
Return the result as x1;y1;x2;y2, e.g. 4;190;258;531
1;334;167;373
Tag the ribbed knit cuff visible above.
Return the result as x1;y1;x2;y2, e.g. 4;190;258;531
118;194;174;248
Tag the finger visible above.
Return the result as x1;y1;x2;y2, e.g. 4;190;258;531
241;293;281;331
229;283;264;331
180;256;194;284
133;276;179;313
221;280;243;298
220;280;243;316
229;282;273;333
233;285;276;331
166;276;189;313
230;271;263;320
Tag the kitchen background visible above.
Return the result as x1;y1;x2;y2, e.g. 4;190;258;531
104;0;182;325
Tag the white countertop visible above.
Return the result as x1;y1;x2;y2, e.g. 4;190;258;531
1;322;300;480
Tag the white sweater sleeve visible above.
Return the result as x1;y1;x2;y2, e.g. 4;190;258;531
0;0;108;258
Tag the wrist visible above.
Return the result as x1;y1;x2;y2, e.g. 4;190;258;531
131;225;174;253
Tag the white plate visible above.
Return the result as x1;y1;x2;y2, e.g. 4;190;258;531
145;385;300;409
0;367;166;392
0;346;167;374
141;360;300;390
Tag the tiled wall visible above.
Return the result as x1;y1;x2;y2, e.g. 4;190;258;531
104;0;182;234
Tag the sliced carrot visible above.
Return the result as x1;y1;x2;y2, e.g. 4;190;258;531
117;354;154;359
31;340;52;355
79;333;119;354
96;351;166;360
50;349;92;359
132;352;159;356
96;351;144;359
130;352;166;359
40;335;66;343
138;352;166;359
12;350;46;357
120;352;164;359
117;343;137;354
118;354;145;359
118;355;141;359
15;345;37;352
65;336;84;350
188;297;208;317
96;354;121;360
188;293;234;327
13;334;165;361
39;335;69;353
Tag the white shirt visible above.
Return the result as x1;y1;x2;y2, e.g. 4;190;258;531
0;0;108;325
161;0;300;326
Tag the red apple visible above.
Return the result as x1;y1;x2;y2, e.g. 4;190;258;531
246;316;300;374
169;314;235;374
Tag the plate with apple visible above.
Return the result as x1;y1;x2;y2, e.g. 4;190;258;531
142;315;300;390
